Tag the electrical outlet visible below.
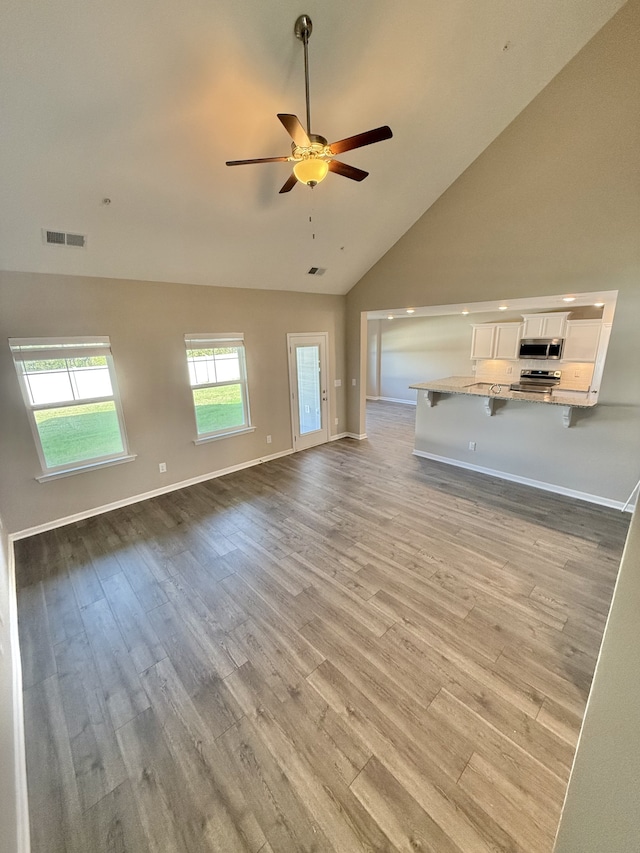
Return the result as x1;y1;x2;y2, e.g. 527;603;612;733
352;378;357;386
506;366;513;374
334;418;339;426
266;435;272;444
159;462;167;473
469;441;476;451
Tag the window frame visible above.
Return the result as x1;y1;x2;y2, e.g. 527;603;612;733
184;333;254;443
9;336;134;480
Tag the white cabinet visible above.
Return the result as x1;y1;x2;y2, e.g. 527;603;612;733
563;320;601;362
470;325;496;359
494;323;522;359
471;323;522;360
522;312;570;339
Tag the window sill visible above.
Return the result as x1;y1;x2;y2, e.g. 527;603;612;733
194;426;256;445
36;453;137;482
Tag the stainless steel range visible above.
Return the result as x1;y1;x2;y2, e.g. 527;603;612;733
510;369;561;394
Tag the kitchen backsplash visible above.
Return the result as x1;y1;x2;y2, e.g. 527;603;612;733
475;359;594;391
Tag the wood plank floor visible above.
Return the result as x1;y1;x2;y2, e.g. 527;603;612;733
15;401;630;853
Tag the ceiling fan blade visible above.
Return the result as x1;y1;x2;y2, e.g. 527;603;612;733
279;172;298;194
328;160;369;182
328;125;393;155
277;114;311;148
226;156;290;166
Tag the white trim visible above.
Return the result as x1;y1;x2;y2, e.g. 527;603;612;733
366;395;380;401
345;432;367;440
330;432;349;441
35;453;137;482
11;337;131;477
6;539;30;853
194;426;256;445
186;338;252;439
9;335;110;351
378;396;417;406
11;447;295;540
31;394;114;412
287;332;331;452
185;333;244;344
412;449;636;512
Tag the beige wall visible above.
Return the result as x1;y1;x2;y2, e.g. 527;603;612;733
0;273;346;534
345;0;640;503
553;502;640;852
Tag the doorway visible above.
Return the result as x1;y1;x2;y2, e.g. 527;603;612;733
287;333;329;451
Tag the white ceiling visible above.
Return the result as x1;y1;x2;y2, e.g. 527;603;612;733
0;0;626;295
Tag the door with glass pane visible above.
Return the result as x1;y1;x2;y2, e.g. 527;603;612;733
287;333;329;451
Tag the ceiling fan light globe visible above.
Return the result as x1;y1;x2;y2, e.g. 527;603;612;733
293;157;329;186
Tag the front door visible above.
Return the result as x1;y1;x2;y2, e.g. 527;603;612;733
287;333;329;451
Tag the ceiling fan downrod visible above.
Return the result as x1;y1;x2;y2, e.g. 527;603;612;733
295;15;313;136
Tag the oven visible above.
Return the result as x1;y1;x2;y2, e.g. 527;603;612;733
510;369;562;394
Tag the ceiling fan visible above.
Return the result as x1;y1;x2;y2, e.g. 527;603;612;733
225;14;393;193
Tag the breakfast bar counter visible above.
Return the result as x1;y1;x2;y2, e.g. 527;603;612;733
409;376;597;427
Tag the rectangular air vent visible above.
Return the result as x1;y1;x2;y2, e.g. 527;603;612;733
43;229;87;248
308;267;326;276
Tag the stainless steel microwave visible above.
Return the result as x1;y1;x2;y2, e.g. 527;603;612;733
518;338;564;359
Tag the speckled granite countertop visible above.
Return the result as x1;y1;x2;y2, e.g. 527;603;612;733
409;376;597;408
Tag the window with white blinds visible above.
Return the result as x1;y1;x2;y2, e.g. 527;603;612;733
184;333;253;440
9;337;132;477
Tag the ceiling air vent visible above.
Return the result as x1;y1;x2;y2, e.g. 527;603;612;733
308;267;326;276
43;229;87;248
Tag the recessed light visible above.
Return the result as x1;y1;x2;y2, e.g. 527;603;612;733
563;296;576;303
498;305;508;311
387;314;394;320
594;302;605;307
461;310;470;315
406;308;415;314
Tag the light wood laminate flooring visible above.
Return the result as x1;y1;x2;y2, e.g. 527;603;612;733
15;401;630;853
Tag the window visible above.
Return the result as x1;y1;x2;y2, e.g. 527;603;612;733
9;337;133;479
184;333;253;441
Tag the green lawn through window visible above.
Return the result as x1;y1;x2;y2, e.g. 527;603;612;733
35;401;124;468
193;384;245;435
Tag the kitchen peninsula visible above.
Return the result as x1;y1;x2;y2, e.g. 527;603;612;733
410;375;597;427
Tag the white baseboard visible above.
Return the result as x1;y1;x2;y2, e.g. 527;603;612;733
377;396;417;406
6;540;30;853
330;432;349;441
412;449;635;512
11;447;295;540
365;395;380;401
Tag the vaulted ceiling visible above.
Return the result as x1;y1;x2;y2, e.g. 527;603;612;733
0;0;627;295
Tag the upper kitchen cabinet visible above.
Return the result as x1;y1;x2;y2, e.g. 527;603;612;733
470;323;522;360
521;312;570;338
470;324;496;359
494;323;523;359
563;320;602;362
